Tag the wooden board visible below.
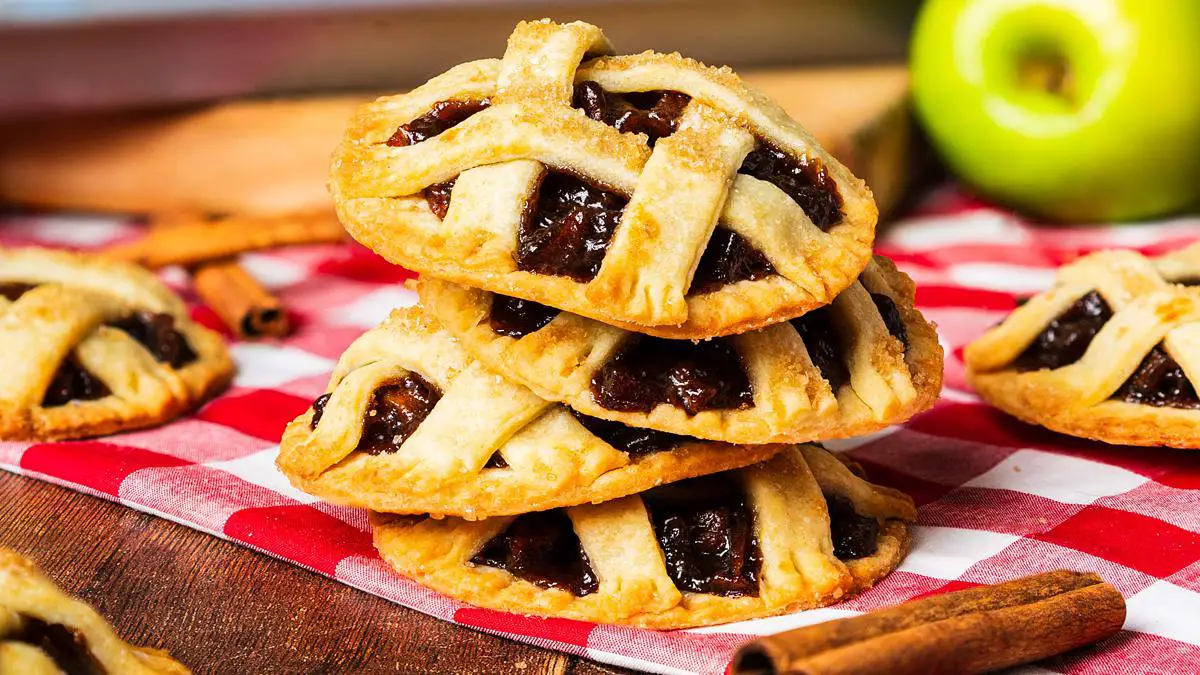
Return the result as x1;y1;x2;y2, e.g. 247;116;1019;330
0;65;919;218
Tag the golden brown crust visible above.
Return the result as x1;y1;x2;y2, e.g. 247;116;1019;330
419;256;943;445
965;245;1200;449
0;247;233;441
277;307;782;519
370;445;915;629
331;20;877;338
0;547;190;674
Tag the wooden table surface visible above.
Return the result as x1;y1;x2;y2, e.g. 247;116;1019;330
0;470;630;674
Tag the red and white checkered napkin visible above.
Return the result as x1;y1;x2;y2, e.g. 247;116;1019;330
3;186;1200;675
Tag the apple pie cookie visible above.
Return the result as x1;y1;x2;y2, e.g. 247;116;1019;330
418;257;942;445
966;245;1200;448
277;308;782;519
0;547;189;674
371;444;915;629
0;248;233;441
331;19;877;338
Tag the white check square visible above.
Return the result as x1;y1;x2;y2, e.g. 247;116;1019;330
1126;581;1200;646
230;344;334;389
898;526;1019;580
964;449;1148;505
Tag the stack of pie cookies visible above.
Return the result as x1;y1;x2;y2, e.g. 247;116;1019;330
278;19;944;629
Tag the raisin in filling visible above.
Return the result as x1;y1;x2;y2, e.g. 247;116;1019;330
643;474;762;597
424;179;455;219
356;374;442;455
42;355;110;407
516;171;628;282
739;140;842;230
470;509;598;596
13;617;104;675
572;82;691;146
690;227;777;294
870;292;909;350
108;312;197;369
385;99;490;147
590;337;754;415
1011;291;1113;372
824;493;879;560
488;295;561;338
0;281;37;301
1113;344;1200;409
570;409;686;456
791;307;849;392
309;393;332;429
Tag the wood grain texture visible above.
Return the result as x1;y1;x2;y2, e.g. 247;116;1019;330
0;471;628;675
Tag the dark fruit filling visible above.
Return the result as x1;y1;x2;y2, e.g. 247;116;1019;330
488;295;561;338
739;140;842;230
791;307;849;392
471;509;598;596
1113;344;1200;409
1011;291;1113;372
1173;278;1200;287
570;409;686;456
0;281;37;301
424;179;456;219
13;617;104;675
108;312;197;369
516;171;628;282
483;452;509;469
385;99;491;147
42;355;110;407
871;292;909;350
590;337;754;415
824;492;879;560
309;393;332;429
642;474;762;597
690;227;777;294
355;374;443;455
572;82;692;146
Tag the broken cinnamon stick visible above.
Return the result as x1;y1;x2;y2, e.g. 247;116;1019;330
102;210;345;269
192;259;290;339
731;570;1125;675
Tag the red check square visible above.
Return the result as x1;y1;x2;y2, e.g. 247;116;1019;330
1034;505;1200;579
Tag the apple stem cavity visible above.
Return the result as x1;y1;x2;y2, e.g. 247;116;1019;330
1019;48;1075;105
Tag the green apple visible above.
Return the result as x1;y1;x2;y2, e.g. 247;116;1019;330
911;0;1200;222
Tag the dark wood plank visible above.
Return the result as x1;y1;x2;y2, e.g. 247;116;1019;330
0;471;630;675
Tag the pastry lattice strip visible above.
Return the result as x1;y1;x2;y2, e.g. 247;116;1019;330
419;256;943;445
966;244;1200;448
0;547;190;674
277;308;782;519
968;246;1200;405
371;444;915;629
0;248;232;441
333;20;877;337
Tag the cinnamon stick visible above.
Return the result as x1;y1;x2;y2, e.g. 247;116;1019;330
731;570;1125;675
192;259;290;339
102;210;345;269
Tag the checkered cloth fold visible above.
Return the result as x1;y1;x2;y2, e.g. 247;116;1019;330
3;187;1199;675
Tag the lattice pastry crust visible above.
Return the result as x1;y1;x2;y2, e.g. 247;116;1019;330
0;248;233;441
419;257;942;445
371;444;915;629
0;547;189;674
277;308;782;519
331;19;877;338
966;245;1200;448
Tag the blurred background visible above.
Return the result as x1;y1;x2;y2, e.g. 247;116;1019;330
1;0;919;114
1;0;1198;224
